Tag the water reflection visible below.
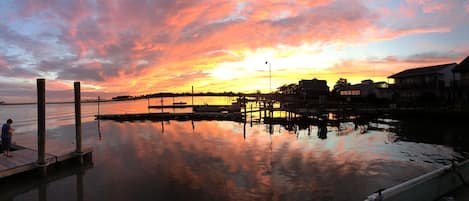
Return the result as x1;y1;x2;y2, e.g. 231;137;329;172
0;161;92;201
0;98;467;201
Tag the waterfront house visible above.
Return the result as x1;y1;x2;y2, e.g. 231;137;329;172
298;78;329;104
388;63;458;103
339;80;392;101
298;79;329;97
452;56;469;102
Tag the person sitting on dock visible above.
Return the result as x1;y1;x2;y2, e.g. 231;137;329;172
2;119;15;157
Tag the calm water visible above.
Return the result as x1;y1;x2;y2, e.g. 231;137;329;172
0;97;466;201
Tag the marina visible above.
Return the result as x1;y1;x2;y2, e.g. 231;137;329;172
1;96;468;201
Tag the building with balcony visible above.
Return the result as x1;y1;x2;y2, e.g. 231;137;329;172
388;63;458;102
339;80;392;100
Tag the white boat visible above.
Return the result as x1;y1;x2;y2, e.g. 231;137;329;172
365;160;469;201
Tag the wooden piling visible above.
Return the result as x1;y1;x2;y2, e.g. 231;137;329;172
37;79;47;169
74;82;83;164
244;104;247;123
250;104;253;126
160;97;164;113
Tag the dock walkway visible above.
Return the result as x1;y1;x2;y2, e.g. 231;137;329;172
96;112;244;122
0;135;92;179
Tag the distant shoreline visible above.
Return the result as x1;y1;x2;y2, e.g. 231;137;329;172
0;92;264;106
0;100;111;106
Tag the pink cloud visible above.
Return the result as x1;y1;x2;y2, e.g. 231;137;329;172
406;0;451;13
4;0;466;97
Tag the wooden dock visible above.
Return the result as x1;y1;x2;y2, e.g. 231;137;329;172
96;112;244;122
1;79;93;180
148;104;232;109
0;137;92;179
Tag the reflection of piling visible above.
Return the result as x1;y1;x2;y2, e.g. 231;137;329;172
259;102;262;121
74;82;83;164
37;78;47;175
244;104;247;122
39;181;47;201
98;96;102;140
160;97;164;113
250;104;253;127
76;170;84;201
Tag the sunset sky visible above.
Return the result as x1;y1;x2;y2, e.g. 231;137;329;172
1;0;468;102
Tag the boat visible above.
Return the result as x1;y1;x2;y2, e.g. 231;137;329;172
172;101;187;105
365;159;469;201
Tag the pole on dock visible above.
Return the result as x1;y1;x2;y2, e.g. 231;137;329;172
74;82;83;164
37;79;47;173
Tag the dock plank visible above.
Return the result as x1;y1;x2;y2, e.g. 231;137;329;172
1;135;92;179
0;149;56;178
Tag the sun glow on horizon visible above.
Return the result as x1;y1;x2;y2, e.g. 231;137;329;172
0;0;468;102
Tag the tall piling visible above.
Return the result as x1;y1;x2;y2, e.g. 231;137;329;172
37;79;47;175
74;82;83;164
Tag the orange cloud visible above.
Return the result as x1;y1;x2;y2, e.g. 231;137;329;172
1;0;467;102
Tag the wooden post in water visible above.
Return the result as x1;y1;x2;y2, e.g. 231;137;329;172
74;82;83;164
259;102;262;121
160;97;163;113
37;79;47;174
98;96;102;140
250;104;253;126
98;96;101;115
192;85;194;106
244;103;247;123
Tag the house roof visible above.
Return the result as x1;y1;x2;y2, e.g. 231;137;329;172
388;63;456;79
453;56;469;73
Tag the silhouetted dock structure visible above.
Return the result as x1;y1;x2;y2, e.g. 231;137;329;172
148;104;233;109
96;112;243;122
0;79;93;179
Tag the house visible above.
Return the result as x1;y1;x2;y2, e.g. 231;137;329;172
298;78;329;104
339;80;392;100
388;63;458;102
298;79;329;98
452;56;469;101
